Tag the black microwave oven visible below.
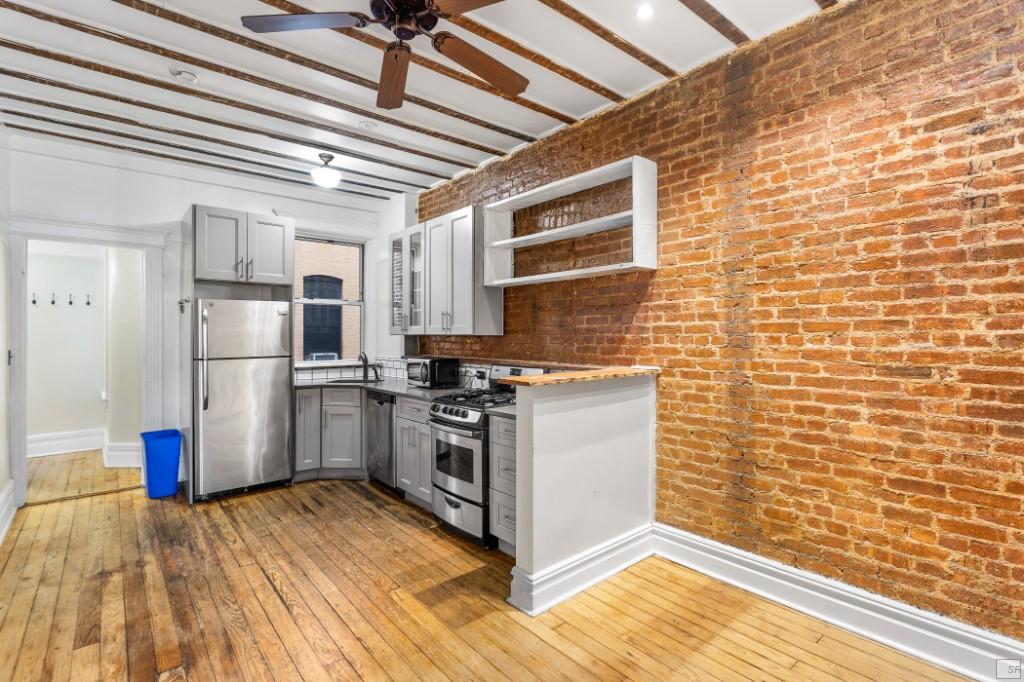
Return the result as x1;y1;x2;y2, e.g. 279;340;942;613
406;358;461;388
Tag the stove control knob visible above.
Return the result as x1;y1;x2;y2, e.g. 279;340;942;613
430;405;438;412
459;409;469;418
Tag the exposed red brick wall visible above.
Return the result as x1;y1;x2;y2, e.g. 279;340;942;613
419;0;1024;637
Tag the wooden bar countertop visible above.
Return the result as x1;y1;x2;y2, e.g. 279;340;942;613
498;367;659;387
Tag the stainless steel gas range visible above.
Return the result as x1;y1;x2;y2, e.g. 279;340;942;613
428;365;543;545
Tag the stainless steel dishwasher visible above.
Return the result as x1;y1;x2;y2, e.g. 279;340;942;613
366;391;396;488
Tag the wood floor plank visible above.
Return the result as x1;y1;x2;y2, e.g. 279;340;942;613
0;480;966;682
25;450;141;505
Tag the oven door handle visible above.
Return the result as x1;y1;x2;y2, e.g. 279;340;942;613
428;419;481;440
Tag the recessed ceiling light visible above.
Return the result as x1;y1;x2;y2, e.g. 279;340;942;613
358;120;378;131
310;153;342;189
170;68;199;86
636;3;654;20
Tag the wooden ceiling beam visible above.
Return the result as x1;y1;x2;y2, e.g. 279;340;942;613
7;123;388;199
257;0;577;125
814;0;838;8
0;1;492;163
676;0;749;45
533;0;675;78
0;101;407;195
0;66;448;180
109;0;535;143
445;15;623;102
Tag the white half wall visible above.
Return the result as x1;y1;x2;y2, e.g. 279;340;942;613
0;123;10;491
105;247;143;444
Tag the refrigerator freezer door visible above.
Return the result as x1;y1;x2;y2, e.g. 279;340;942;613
194;356;292;497
195;299;291;360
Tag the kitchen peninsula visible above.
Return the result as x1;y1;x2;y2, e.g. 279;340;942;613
499;367;658;615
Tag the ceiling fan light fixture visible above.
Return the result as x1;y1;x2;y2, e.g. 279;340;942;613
310;153;342;188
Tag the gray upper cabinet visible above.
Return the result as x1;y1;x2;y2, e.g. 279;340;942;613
193;205;294;285
396;205;501;337
248;214;294;285
195;205;247;281
390;224;425;335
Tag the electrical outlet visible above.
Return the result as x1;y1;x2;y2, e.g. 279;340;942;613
475;370;486;380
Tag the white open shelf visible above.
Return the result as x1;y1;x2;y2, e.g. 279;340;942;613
489;210;634;249
483;156;658;288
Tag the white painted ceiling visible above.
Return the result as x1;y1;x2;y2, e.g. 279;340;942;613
0;0;837;213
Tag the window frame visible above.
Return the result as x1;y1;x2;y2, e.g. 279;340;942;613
292;236;365;367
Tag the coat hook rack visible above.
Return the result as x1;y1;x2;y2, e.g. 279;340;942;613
68;293;75;306
51;293;56;306
86;294;92;306
31;293;37;306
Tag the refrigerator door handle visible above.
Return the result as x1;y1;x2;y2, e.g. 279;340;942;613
202;308;210;410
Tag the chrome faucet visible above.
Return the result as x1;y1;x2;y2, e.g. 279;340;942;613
358;352;381;382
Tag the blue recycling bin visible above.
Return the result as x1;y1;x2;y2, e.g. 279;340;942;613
141;429;182;499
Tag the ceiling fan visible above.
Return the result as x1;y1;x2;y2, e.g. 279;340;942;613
241;1;529;110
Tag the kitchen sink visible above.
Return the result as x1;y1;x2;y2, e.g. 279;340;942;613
325;377;384;384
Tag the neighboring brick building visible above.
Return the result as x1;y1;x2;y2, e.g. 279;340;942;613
293;239;362;362
419;0;1024;639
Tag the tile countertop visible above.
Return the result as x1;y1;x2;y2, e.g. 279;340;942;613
294;378;463;401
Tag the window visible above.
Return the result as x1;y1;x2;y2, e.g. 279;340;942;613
293;239;363;364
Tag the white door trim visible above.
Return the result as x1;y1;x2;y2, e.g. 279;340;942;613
9;220;166;508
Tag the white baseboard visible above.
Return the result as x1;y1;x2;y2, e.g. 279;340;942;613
103;442;142;468
26;428;107;457
508;524;653;616
651;522;1024;682
0;480;14;546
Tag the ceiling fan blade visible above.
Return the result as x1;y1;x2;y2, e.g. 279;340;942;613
241;11;365;33
432;32;528;96
377;42;412;110
432;0;504;15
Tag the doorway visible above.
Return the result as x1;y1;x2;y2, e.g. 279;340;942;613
22;240;144;504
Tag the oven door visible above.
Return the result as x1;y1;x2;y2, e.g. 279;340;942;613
430;420;485;504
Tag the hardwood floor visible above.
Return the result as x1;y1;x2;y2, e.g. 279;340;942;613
0;480;964;681
26;450;140;505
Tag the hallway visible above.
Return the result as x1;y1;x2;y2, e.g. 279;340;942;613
26;450;139;505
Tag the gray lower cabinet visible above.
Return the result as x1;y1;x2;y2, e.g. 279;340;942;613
489;416;517;552
322;405;363;468
295;389;322;472
396;416;432;503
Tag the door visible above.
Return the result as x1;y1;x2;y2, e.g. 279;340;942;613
322;406;362;468
430;421;484;504
195;357;292;496
196;300;291;360
406;226;425;335
448;207;475;335
247;214;294;285
389;232;406;334
195;205;246;282
425;216;450;334
396;418;421;498
416;422;432;501
295;389;321;472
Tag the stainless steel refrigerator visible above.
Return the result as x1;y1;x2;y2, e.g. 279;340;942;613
192;299;292;500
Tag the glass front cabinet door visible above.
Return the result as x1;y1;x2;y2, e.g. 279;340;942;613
389;223;425;335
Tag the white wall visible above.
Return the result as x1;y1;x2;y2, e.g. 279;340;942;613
368;192;419;361
26;243;107;437
8;131;389;439
0;123;11;489
105;247;142;444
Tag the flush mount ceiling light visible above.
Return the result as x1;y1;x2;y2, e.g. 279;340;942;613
358;120;379;131
170;68;199;86
310;152;342;188
636;3;654;20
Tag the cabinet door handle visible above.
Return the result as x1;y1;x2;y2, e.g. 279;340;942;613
246;258;254;280
235;257;244;279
